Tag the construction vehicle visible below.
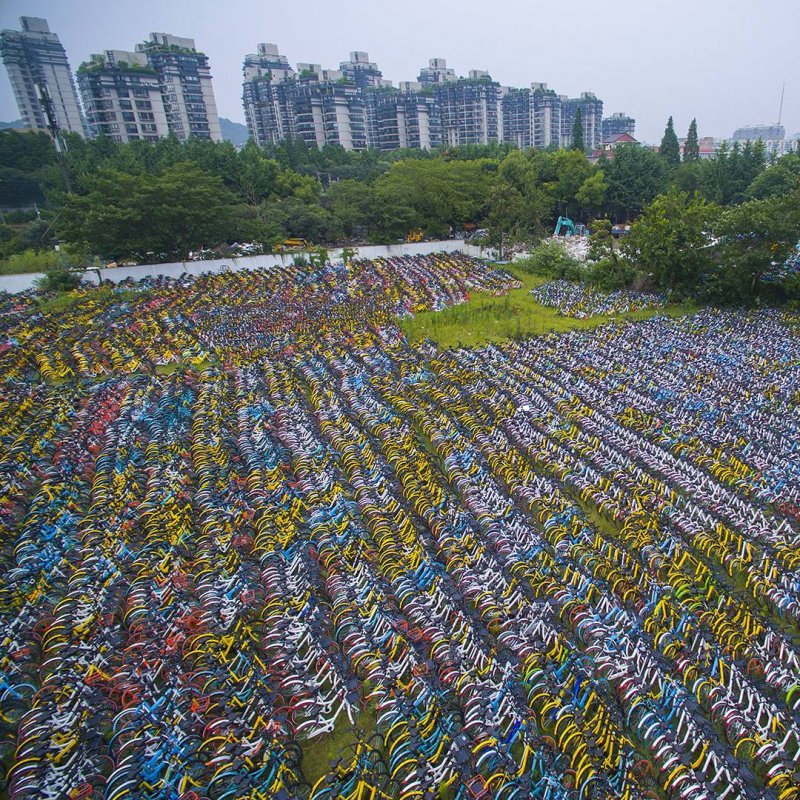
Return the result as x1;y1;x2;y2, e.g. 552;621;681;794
553;216;576;237
405;229;424;243
280;238;311;250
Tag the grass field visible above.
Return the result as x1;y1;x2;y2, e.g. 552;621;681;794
300;698;379;789
399;267;696;348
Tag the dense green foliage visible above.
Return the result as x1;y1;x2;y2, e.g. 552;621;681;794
684;119;700;162
571;109;585;152
659;116;681;166
0;124;798;307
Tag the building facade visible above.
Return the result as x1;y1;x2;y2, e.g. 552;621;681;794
78;50;169;142
731;124;786;156
602;112;635;141
135;33;221;142
0;17;86;137
242;43;297;146
561;92;603;150
502;83;562;150
373;90;441;150
240;45;603;154
434;72;503;146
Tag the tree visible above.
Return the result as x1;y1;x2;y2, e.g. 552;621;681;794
746;152;800;200
603;145;667;221
546;149;595;215
485;184;527;260
684;119;700;162
60;165;238;262
571;109;585;152
622;188;721;295
712;189;800;303
697;139;766;205
660;116;681;166
576;171;608;218
375;158;494;237
323;180;375;238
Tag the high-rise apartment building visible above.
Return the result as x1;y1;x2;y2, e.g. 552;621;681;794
374;89;441;150
135;33;221;142
291;64;368;150
417;58;456;87
602;112;635;141
502;83;562;150
242;43;297;146
0;17;86;136
78;50;169;142
435;71;503;146
337;53;393;147
339;51;391;90
240;45;603;154
561;92;603;150
731;124;786;156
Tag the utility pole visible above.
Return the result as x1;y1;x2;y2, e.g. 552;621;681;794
34;79;72;193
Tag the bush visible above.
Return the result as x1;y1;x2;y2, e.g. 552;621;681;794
0;246;84;275
515;240;582;280
36;267;81;292
586;256;637;291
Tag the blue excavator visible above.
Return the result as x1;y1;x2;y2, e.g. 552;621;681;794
553;217;588;237
553;216;575;237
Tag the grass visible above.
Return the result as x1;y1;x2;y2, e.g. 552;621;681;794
300;697;379;789
399;267;697;348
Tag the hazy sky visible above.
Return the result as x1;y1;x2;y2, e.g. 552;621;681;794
1;0;798;144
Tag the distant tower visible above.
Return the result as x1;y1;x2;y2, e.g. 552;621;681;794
78;50;170;143
241;43;297;147
0;16;87;136
136;32;221;142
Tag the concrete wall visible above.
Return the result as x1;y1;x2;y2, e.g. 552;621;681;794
0;239;488;295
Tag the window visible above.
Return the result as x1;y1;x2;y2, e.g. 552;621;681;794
119;99;132;110
122;111;135;122
135;100;152;110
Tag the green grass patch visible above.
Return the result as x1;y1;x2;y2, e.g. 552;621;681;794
300;697;379;789
399;267;696;349
35;292;81;315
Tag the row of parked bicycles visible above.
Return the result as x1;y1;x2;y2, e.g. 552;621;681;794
1;253;799;799
530;281;666;319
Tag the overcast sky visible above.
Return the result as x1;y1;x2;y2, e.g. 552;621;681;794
1;0;798;144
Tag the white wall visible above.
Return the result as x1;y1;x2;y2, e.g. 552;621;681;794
0;239;485;295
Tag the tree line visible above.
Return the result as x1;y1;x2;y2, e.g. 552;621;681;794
0;123;798;306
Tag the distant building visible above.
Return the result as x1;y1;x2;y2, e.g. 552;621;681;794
678;135;718;160
0;16;86;136
239;46;605;154
502;82;562;150
435;71;503;146
731;124;785;156
338;53;393;147
417;58;456;86
589;132;638;163
292;67;368;150
339;51;392;90
602;112;635;140
242;43;297;146
135;32;221;142
561;92;603;150
78;50;169;142
374;90;441;150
